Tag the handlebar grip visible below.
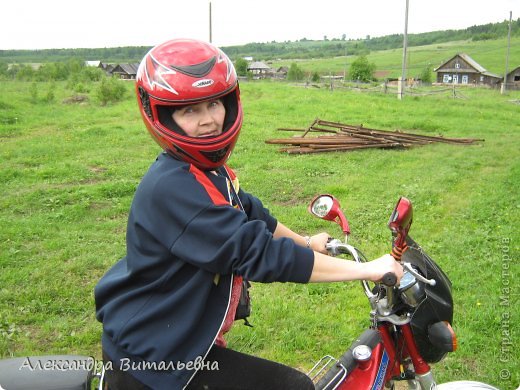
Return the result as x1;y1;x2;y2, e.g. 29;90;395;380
381;272;397;287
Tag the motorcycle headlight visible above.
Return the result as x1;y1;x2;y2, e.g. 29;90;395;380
398;270;426;307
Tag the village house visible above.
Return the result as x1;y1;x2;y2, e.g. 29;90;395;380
247;61;271;78
102;63;115;75
503;65;520;90
272;66;289;79
434;53;502;87
85;61;115;75
110;63;140;80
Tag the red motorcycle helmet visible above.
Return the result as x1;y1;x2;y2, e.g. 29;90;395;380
135;38;243;170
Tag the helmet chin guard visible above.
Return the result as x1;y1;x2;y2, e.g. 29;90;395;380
136;38;242;170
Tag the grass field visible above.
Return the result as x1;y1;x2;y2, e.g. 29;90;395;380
1;79;518;389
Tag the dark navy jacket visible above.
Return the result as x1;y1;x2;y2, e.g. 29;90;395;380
95;153;314;389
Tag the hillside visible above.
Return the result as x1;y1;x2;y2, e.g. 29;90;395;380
1;18;518;64
223;18;519;61
271;36;520;80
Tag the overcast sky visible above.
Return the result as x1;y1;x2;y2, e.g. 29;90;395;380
1;0;518;51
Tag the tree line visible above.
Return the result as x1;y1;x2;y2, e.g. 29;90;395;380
223;18;519;60
1;18;517;65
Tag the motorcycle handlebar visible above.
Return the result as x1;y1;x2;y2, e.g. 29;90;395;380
380;272;397;287
326;241;398;287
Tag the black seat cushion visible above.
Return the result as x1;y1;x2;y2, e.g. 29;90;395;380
0;355;94;390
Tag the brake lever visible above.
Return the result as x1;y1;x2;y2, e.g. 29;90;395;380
402;262;436;286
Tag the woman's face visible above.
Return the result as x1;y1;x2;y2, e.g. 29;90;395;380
172;99;226;138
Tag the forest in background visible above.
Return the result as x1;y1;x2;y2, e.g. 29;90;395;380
1;18;518;64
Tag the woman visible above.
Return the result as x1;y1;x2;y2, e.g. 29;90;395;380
95;38;402;390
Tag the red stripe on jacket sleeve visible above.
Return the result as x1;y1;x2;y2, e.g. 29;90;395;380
189;165;229;206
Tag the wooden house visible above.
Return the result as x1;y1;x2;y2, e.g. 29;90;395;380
85;61;114;75
111;63;140;79
102;63;115;75
247;61;271;78
503;66;520;90
272;66;288;79
434;53;501;87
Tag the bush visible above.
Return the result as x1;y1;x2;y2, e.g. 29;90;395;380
95;76;126;106
73;83;90;93
287;63;304;81
419;65;433;84
79;66;104;82
234;58;249;77
15;65;35;81
348;55;376;82
45;82;56;103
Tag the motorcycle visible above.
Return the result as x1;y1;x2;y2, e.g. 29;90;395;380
0;195;499;390
307;194;498;390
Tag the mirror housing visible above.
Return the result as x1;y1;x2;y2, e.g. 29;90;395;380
388;197;413;247
309;194;351;236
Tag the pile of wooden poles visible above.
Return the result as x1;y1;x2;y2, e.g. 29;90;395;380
265;118;483;154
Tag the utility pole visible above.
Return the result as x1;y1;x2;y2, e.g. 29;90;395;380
209;1;213;43
343;42;348;82
398;0;409;100
501;11;512;95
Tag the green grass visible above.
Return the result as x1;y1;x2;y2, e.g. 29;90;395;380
1;79;519;389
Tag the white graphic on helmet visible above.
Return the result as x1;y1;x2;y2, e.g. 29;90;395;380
217;50;233;82
145;54;179;95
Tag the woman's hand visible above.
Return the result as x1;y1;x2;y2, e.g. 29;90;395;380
308;233;331;254
362;254;404;283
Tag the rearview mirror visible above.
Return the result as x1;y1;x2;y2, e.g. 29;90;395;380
388;197;413;247
309;194;351;236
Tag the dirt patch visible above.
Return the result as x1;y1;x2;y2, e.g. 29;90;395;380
62;95;89;104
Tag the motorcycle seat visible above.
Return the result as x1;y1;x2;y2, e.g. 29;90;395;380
0;355;95;390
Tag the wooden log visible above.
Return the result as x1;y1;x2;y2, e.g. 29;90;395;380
266;136;376;145
282;142;407;154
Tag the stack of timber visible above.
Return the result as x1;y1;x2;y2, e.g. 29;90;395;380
266;118;483;154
